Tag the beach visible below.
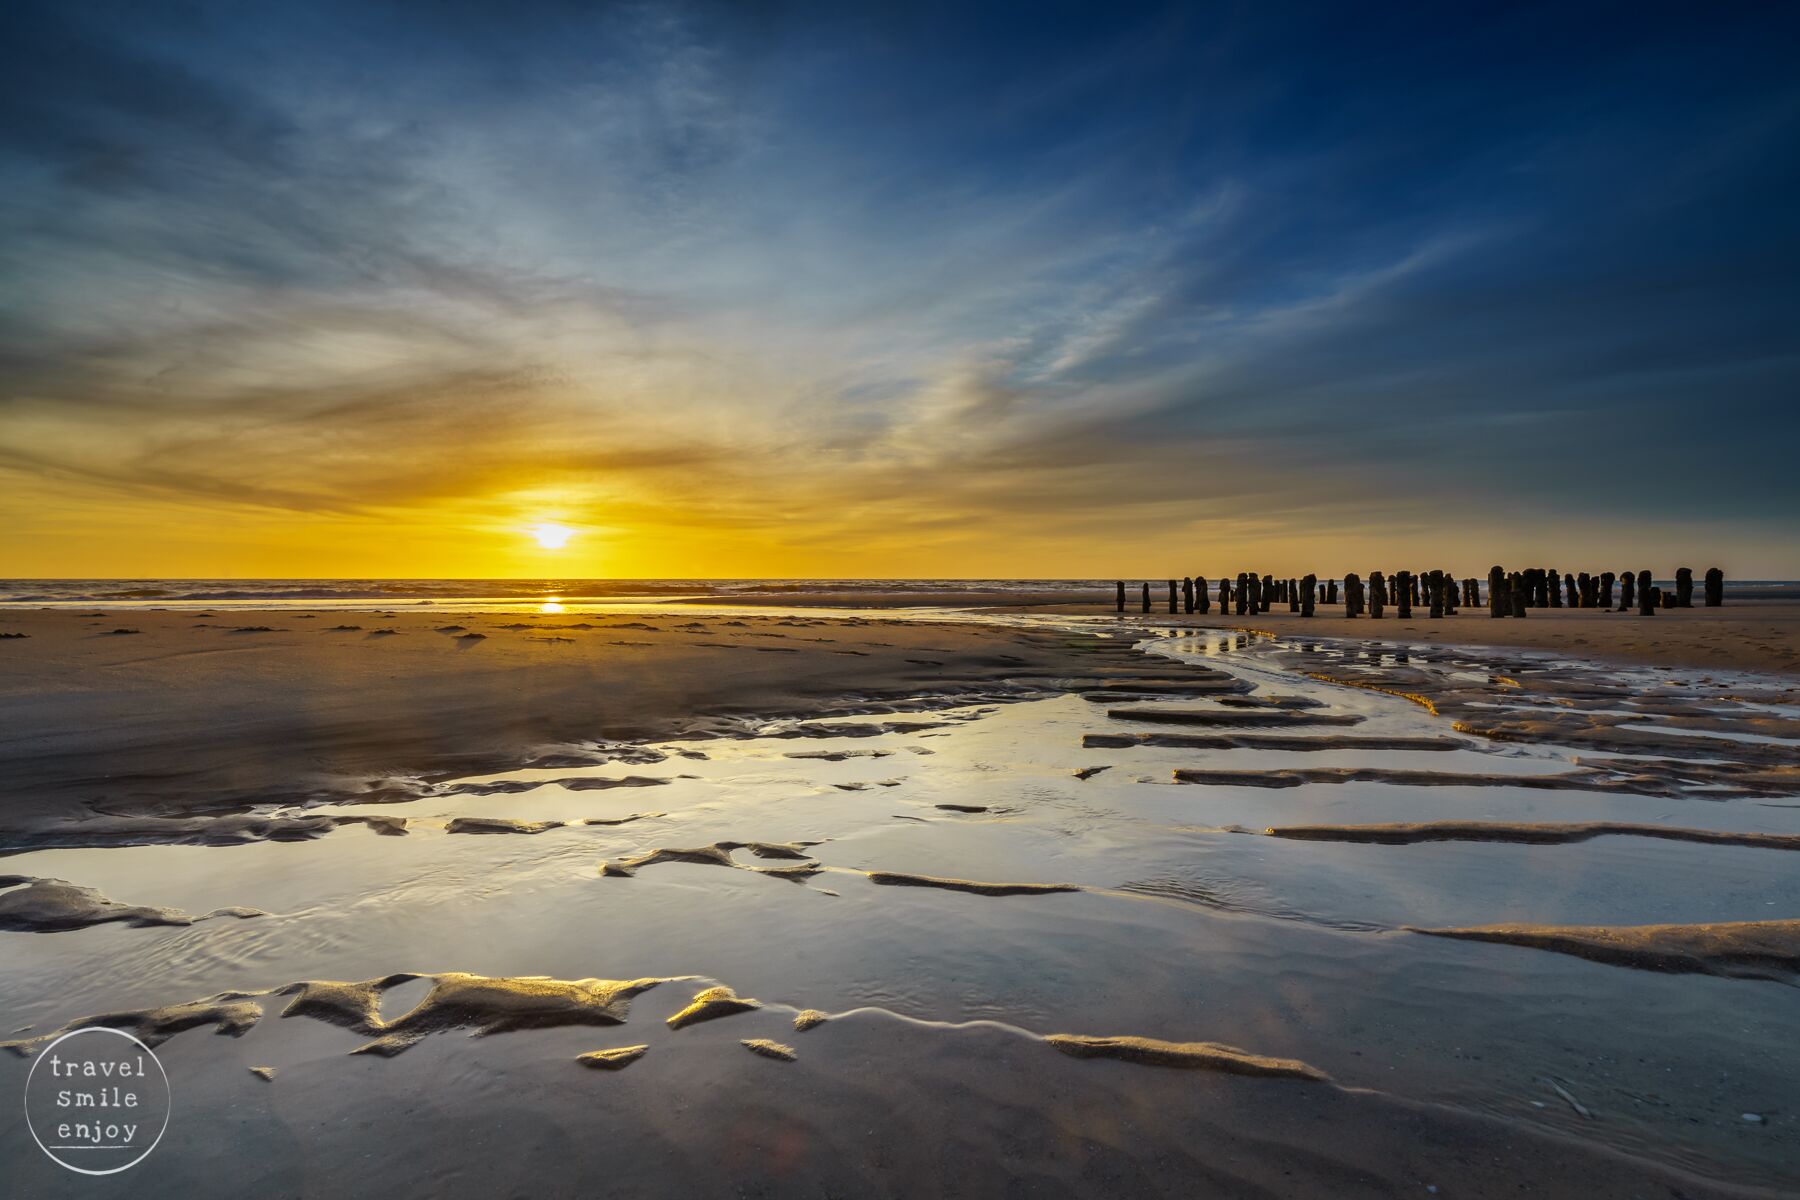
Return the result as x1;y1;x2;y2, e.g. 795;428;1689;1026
1;591;1797;1196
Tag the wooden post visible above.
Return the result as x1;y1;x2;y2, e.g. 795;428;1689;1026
1301;573;1316;617
1510;572;1528;617
1369;571;1386;619
1141;583;1150;613
1234;574;1248;616
1675;567;1693;608
1395;571;1411;619
1488;566;1506;618
1547;569;1562;607
1599;571;1615;609
1115;581;1125;613
1287;579;1300;613
1705;567;1723;607
1196;577;1211;615
1182;577;1194;614
1261;574;1274;612
1564;574;1578;608
1327;578;1339;605
1618;570;1635;612
1167;580;1177;614
1637;571;1654;616
1219;577;1230;612
1344;573;1361;617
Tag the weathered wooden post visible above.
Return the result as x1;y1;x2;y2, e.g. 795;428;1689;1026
1261;574;1275;612
1327;578;1339;605
1168;580;1178;614
1705;567;1723;607
1301;573;1316;617
1618;570;1635;612
1235;574;1248;616
1675;567;1693;608
1547;569;1562;607
1637;571;1655;616
1219;577;1230;612
1510;572;1529;617
1564;574;1578;608
1288;579;1300;613
1248;574;1263;614
1182;577;1194;614
1488;566;1506;618
1141;583;1150;613
1116;581;1125;613
1395;571;1412;619
1599;571;1615;609
1575;572;1591;608
1370;571;1387;619
1344;573;1361;617
1427;570;1443;618
1196;577;1211;615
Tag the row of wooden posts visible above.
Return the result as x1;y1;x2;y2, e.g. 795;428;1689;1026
1114;568;1725;618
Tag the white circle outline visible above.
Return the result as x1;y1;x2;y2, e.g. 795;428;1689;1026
23;1026;171;1176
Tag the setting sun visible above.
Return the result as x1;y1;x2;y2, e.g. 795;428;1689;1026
529;522;573;550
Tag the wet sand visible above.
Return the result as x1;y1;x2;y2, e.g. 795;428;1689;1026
0;607;1097;829
1038;597;1800;676
2;607;1798;1195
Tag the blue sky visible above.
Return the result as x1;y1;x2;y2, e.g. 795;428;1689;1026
2;0;1796;575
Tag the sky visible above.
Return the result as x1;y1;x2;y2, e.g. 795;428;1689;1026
2;0;1797;578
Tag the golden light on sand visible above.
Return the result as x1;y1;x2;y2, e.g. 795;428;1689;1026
530;523;573;549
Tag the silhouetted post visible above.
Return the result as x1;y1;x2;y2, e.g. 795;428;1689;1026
1344;573;1361;617
1235;574;1248;616
1675;567;1693;608
1618;570;1635;612
1395;571;1412;619
1141;583;1150;613
1564;574;1578;607
1637;571;1654;616
1168;580;1178;614
1575;572;1591;608
1444;570;1459;615
1301;573;1316;617
1599;571;1615;609
1547;570;1562;607
1261;574;1274;612
1369;571;1387;619
1196;577;1211;615
1219;578;1230;612
1510;572;1528;617
1488;566;1506;618
1115;581;1125;613
1182;577;1194;614
1327;578;1339;605
1705;567;1723;607
1427;571;1443;618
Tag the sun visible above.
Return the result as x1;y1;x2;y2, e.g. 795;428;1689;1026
529;522;573;550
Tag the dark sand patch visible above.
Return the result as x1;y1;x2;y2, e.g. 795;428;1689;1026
742;1038;797;1061
1045;1034;1329;1081
1108;708;1364;728
600;842;822;881
1086;732;1465;751
442;775;668;796
1409;919;1800;983
3;997;263;1054
866;871;1079;897
444;817;566;835
0;876;264;932
577;1045;649;1070
1266;821;1800;850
